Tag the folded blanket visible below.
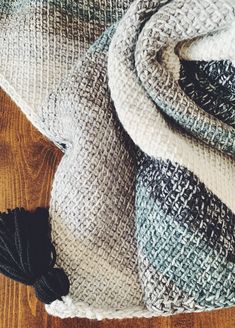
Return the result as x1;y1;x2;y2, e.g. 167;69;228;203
0;0;234;320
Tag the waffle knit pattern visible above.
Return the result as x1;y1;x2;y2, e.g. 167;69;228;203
0;0;234;320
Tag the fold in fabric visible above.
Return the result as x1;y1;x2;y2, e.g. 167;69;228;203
0;0;234;320
108;0;235;213
109;0;235;316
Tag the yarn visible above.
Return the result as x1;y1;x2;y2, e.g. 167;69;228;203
0;208;69;304
0;0;234;320
34;268;70;304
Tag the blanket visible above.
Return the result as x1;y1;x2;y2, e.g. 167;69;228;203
0;0;234;320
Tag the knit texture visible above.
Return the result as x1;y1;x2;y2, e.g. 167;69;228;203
108;0;235;316
0;0;234;320
0;0;132;149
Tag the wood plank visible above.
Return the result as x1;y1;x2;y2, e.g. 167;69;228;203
0;89;234;328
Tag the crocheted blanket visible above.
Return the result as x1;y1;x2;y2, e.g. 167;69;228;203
0;0;234;320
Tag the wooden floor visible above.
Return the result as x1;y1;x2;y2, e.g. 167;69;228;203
0;88;234;328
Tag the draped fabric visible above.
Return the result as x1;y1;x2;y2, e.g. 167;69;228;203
0;0;234;320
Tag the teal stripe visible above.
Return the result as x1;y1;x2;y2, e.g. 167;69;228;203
90;26;115;53
136;185;235;308
51;1;123;24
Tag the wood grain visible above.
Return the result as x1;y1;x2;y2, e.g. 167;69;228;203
0;88;234;328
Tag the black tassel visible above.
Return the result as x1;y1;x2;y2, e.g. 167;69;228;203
0;207;69;304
